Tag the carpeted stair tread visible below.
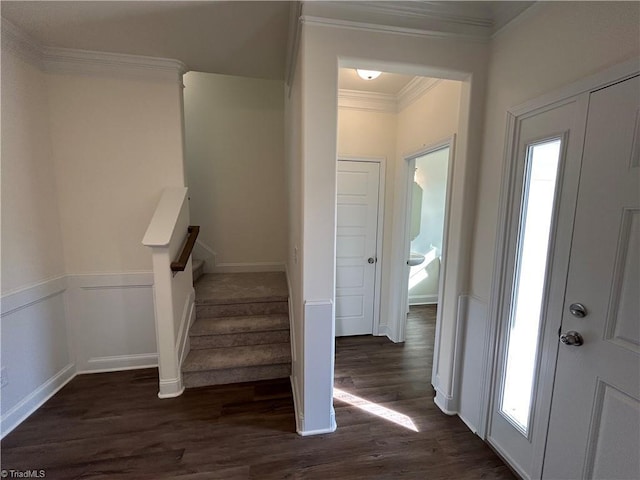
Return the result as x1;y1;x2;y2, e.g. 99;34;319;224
190;314;290;336
183;343;291;372
183;364;291;388
195;272;288;305
190;330;289;349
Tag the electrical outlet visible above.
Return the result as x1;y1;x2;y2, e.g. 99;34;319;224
0;367;7;388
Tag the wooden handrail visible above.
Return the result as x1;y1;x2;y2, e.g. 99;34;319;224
171;225;200;272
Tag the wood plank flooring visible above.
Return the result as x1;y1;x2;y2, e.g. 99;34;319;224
1;306;514;479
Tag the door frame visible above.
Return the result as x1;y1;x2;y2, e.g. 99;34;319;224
481;58;640;477
336;156;386;336
397;137;456;360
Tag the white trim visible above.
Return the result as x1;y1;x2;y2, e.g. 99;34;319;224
338;89;397;113
298;409;337;436
434;388;457;415
80;354;158;374
67;271;154;289
285;1;303;92
338;78;443;113
1;275;67;317
408;294;438;305
1;19;186;83
212;262;286;273
158;377;185;399
177;289;196;368
300;15;488;44
42;47;186;83
291;375;303;434
397;77;442;111
1;363;76;439
285;265;296;364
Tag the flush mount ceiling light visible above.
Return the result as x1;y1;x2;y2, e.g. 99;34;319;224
356;69;382;80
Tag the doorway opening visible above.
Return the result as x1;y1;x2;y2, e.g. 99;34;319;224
333;64;463;428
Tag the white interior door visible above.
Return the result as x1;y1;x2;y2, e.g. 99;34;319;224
542;75;640;480
336;160;380;337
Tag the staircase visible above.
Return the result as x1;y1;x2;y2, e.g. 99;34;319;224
182;271;291;388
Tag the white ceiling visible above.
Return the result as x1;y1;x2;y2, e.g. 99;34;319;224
339;68;415;95
1;1;534;81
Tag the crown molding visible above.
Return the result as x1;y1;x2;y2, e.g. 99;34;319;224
300;16;488;44
42;47;187;83
339;77;443;114
338;89;397;113
397;77;442;111
2;18;186;83
335;1;493;29
1;18;44;67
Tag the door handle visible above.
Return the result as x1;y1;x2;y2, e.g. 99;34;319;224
367;257;376;264
560;331;584;346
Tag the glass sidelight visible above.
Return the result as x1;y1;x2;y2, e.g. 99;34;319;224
500;138;563;436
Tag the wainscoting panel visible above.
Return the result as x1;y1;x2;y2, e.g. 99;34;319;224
67;273;158;373
301;300;336;435
457;294;489;434
0;277;74;437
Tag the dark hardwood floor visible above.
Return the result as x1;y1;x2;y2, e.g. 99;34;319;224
1;306;514;479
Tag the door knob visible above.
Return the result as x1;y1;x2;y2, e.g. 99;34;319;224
569;303;587;318
560;331;584;346
368;257;375;264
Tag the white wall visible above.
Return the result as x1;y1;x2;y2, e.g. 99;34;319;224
184;72;287;270
471;2;640;300
1;23;188;435
1;44;72;436
459;1;640;434
47;73;186;275
1;45;65;295
297;16;489;431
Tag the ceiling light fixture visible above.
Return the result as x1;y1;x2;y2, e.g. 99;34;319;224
356;69;382;80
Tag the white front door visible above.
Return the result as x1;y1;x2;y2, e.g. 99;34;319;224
335;160;380;336
488;94;589;479
543;75;640;480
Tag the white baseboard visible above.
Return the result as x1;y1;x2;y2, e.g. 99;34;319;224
78;353;158;374
409;294;439;305
158;377;184;398
291;375;303;434
1;363;76;438
297;417;337;436
434;387;457;415
212;262;285;273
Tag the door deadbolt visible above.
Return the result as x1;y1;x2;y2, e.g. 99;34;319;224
569;303;587;318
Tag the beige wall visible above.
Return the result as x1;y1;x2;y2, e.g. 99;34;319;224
47;73;186;275
397;80;462;155
471;1;640;300
183;72;287;266
1;50;65;294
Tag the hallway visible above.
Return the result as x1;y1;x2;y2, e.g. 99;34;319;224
1;307;512;479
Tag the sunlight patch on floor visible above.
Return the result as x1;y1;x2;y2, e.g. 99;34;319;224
333;388;419;432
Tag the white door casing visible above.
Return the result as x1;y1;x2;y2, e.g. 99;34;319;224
335;160;381;337
542;75;640;480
